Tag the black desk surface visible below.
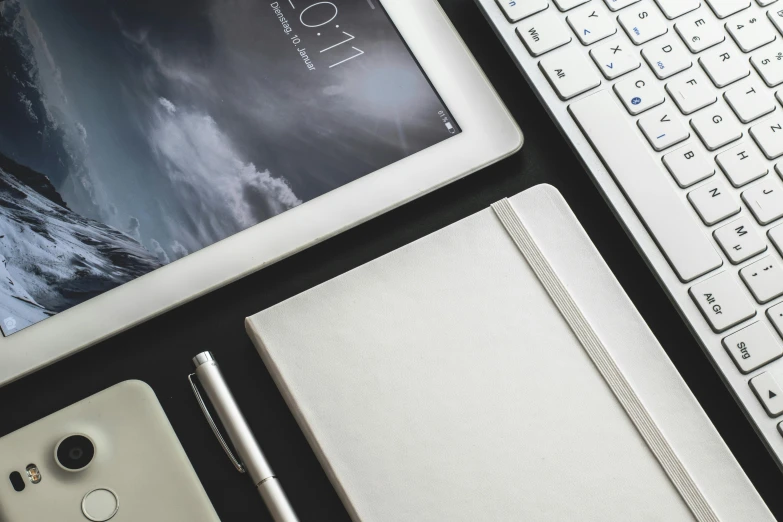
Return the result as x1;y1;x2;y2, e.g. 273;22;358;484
2;1;783;520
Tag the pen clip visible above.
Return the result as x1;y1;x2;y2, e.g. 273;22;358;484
188;373;246;474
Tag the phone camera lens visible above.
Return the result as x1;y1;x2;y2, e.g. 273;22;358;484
55;435;95;471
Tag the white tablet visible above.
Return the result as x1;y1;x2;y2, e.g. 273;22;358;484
0;0;521;384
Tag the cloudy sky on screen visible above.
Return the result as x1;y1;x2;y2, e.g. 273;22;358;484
1;0;454;263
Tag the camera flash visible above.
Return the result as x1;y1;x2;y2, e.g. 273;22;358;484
26;464;42;484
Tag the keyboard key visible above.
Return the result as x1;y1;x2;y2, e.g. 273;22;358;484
759;0;779;5
676;14;727;53
691;105;744;150
569;90;723;282
642;36;693;79
540;47;602;100
716;142;769;186
752;44;783;87
614;70;666;113
727;14;778;53
553;0;590;10
517;11;573;57
666;70;718;114
723;322;783;373
750;372;783;417
768;302;783;337
496;0;549;22
639;105;691;150
604;0;641;10
742;176;783;223
741;256;783;303
750;115;783;158
655;0;700;19
725;80;777;123
618;5;668;45
700;44;752;87
714;216;768;263
567;5;618;45
689;271;757;332
590;39;642;79
705;0;752;19
769;8;783;36
770;220;783;252
688;177;742;224
663;144;716;187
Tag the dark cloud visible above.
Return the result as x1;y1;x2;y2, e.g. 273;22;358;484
170;240;188;260
127;216;141;241
149;238;170;264
10;0;455;258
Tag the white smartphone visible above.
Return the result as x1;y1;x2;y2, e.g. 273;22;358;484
0;380;220;521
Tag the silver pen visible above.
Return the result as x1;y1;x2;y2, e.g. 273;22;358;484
190;351;299;522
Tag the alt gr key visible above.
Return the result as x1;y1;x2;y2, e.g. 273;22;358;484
689;271;756;332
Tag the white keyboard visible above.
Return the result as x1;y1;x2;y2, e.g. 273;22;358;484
475;0;783;468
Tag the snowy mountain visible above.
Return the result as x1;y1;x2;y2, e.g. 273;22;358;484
0;154;162;334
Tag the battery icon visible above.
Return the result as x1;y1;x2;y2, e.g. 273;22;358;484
445;122;455;134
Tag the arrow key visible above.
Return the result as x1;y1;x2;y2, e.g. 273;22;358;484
750;372;783;417
590;39;641;80
567;5;617;46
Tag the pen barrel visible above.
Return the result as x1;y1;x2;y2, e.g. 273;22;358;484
194;359;275;485
258;477;299;522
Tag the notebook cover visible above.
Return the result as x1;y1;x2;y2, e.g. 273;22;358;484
246;184;771;521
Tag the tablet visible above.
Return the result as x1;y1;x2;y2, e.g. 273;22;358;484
0;0;521;384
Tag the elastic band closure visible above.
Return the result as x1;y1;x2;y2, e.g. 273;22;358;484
492;198;718;522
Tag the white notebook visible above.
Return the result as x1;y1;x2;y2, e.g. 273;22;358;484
246;185;772;522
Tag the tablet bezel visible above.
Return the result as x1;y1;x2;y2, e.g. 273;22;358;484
1;0;522;385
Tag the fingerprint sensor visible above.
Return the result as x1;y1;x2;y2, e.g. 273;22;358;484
81;488;119;521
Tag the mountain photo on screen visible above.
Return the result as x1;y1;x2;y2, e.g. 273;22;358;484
0;0;459;336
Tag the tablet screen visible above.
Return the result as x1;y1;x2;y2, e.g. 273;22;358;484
0;0;460;335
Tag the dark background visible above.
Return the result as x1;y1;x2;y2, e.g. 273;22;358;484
2;0;782;520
